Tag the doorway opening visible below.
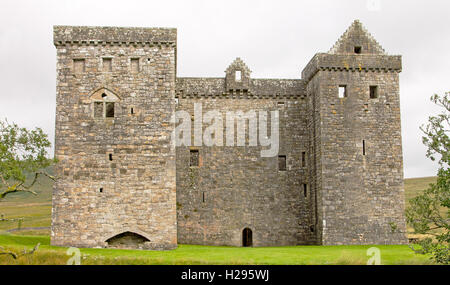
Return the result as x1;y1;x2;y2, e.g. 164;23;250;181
105;231;149;249
242;228;253;247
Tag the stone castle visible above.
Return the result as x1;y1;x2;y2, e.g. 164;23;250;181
51;20;407;250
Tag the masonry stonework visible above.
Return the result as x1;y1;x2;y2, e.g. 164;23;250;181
52;20;407;249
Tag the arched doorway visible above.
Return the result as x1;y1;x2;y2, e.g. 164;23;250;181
242;228;253;247
105;231;150;249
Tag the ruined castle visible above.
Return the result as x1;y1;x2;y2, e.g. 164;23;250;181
51;20;407;250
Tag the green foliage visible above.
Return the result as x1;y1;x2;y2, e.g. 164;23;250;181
420;92;450;167
406;92;449;264
0;119;56;200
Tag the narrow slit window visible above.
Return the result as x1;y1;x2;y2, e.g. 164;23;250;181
105;102;115;118
301;151;306;167
338;85;347;98
130;107;134;115
202;192;205;203
190;149;199;167
363;140;366;156
303;184;308;197
278;155;286;171
102;58;112;72
354;46;362;54
370;86;378;99
109;154;113;161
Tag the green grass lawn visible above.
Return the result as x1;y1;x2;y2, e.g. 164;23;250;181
0;234;433;265
0;175;439;265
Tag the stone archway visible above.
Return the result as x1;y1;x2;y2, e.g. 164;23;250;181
105;231;150;249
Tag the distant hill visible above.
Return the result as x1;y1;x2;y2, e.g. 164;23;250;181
404;176;437;206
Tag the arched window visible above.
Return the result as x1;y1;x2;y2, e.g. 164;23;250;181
90;87;120;119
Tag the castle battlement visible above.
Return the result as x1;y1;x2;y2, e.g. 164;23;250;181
53;25;177;47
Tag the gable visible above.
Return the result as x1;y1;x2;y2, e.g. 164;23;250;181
328;20;386;55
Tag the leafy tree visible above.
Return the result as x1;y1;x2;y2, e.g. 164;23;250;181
406;92;449;264
0;119;55;259
0;119;55;200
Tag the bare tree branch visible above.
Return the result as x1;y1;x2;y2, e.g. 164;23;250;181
0;243;40;259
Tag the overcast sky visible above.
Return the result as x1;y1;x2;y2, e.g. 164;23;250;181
0;0;449;178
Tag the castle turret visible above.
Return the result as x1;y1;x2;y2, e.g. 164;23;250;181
302;20;407;245
52;26;178;250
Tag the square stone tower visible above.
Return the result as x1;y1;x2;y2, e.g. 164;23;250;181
51;26;177;249
302;20;407;245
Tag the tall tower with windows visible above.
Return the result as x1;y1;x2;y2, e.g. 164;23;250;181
51;26;178;249
302;20;407;245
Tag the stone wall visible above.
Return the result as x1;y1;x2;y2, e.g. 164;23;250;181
175;77;315;246
308;68;407;245
51;26;178;250
303;20;407;245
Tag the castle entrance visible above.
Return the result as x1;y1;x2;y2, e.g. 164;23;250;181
242;228;253;247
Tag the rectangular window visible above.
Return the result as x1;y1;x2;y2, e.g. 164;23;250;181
303;184;308;197
105;102;115;118
131;58;139;73
338;85;347;98
278;155;286;171
94;102;103;118
354;46;362;54
73;59;85;73
370;86;378;99
301;151;306;167
190;149;199;167
102;58;112;72
235;70;242;82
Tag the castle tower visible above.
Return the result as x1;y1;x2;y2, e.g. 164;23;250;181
302;20;407;245
51;26;178;250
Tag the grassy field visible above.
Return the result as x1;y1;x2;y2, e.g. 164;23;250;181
0;234;433;265
0;173;52;233
0;175;438;265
